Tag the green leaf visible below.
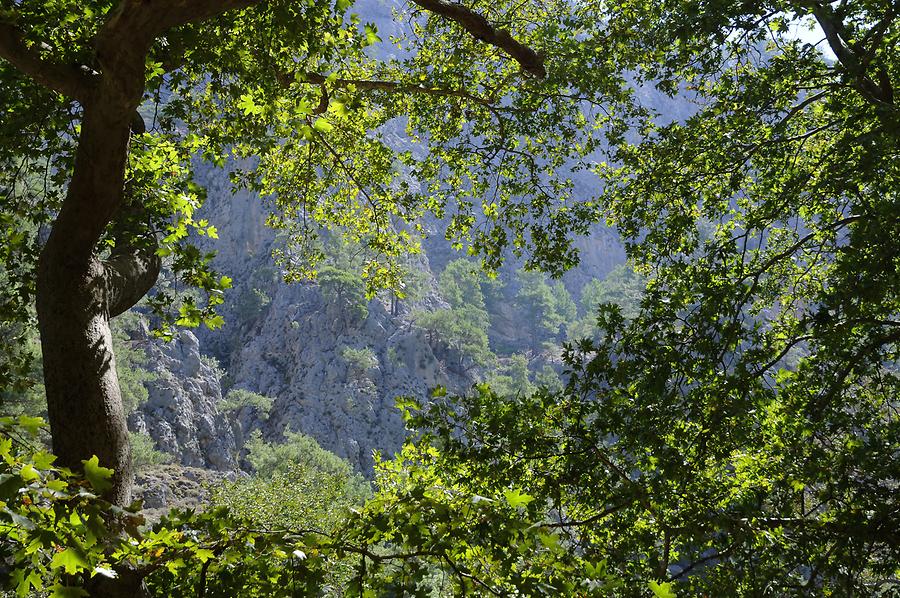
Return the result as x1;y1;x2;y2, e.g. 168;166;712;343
364;24;382;46
51;548;91;575
538;532;559;549
13;568;43;597
31;451;56;469
312;118;334;133
49;585;89;598
237;93;264;116
204;315;226;330
649;580;677;598
0;435;12;459
165;557;186;574
328;99;349;117
81;456;114;493
19;464;40;482
17;415;45;436
503;488;534;509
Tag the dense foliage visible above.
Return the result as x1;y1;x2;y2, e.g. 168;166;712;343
386;0;900;594
2;0;900;595
0;416;604;596
0;0;630;350
1;0;638;507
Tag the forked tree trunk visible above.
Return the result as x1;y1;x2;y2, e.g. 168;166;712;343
36;249;133;504
30;8;156;506
36;232;159;506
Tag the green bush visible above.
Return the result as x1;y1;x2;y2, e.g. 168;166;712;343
129;431;172;469
0;416;605;596
340;345;378;379
485;353;533;397
219;388;275;420
243;429;367;489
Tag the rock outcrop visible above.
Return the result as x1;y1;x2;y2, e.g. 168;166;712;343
133;465;241;522
129;326;237;471
224;284;470;471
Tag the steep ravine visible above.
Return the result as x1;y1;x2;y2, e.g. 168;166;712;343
129;158;628;475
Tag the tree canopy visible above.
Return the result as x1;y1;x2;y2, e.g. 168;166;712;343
2;0;900;595
0;0;628;508
396;0;900;594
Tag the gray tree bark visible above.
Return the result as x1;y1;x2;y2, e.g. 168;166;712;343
37;237;160;506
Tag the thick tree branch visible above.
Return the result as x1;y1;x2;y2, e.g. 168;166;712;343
804;2;896;108
807;4;860;73
299;71;493;104
103;166;159;319
104;248;161;318
0;20;94;101
410;0;546;78
105;0;262;43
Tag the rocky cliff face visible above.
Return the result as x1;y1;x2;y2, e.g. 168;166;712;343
156;158;469;471
128;325;237;471
225;285;469;471
131;158;627;473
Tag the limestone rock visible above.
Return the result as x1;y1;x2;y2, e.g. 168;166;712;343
129;327;237;471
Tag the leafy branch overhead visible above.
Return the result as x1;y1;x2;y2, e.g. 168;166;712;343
0;0;627;520
2;0;899;595
0;0;621;333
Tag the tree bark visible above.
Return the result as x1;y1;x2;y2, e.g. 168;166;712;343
36;225;160;506
32;22;147;504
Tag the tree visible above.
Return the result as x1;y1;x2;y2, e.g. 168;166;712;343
219;387;275;420
567;264;645;340
550;280;577;328
485;352;533;397
413;258;497;369
438;258;489;312
0;0;624;506
415;306;495;370
515;268;573;351
318;264;369;326
390;1;900;594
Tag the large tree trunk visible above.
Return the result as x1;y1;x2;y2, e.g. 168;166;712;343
36;231;159;506
36;250;133;504
31;3;155;505
7;3;258;595
37;213;159;598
